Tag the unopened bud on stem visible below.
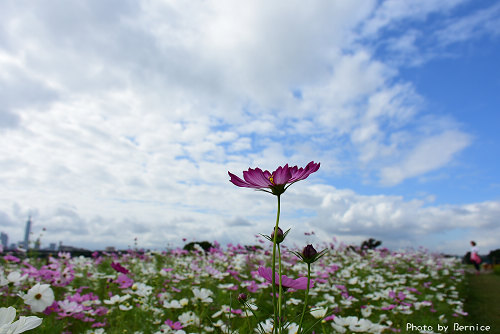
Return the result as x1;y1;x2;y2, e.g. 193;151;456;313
302;244;318;261
238;293;247;304
271;227;284;244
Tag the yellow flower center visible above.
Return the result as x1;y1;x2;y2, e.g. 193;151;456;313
269;176;275;185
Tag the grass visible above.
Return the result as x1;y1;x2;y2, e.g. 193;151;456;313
464;269;500;331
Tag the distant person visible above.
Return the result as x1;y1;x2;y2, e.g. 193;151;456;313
470;241;481;274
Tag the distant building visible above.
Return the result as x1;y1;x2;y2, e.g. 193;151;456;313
48;243;56;251
0;232;8;249
58;245;90;252
23;217;32;250
105;246;116;252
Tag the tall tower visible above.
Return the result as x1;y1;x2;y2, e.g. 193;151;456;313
23;217;32;250
0;232;8;249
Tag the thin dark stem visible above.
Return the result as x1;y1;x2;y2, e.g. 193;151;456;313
271;195;281;334
298;263;311;334
278;243;283;333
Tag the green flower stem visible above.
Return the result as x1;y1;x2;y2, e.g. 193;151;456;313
278;243;283;334
271;195;281;334
298;263;311;334
243;305;251;332
247;304;267;334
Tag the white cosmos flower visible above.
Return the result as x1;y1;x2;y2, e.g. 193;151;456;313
348;277;358;285
348;318;373;332
7;272;27;285
58;300;84;316
178;311;200;327
286;298;302;306
22;283;55;313
84;329;106;334
331;323;346;333
163;300;183;309
103;294;131;305
310;307;328;319
130;283;152;297
255;319;273;333
213;319;229;331
361;305;372;318
0;306;42;334
0;270;9;287
192;288;213;303
287;323;299;334
119;304;133;311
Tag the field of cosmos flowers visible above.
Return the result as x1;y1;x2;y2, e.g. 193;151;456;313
0;163;469;333
0;243;467;334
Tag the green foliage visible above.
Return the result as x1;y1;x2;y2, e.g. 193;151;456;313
488;248;500;264
494;265;500;276
183;241;214;252
360;238;382;250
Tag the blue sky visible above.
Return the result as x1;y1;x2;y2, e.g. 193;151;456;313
0;0;499;255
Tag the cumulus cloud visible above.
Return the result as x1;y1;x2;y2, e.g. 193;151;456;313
380;130;472;185
296;185;500;254
0;0;497;254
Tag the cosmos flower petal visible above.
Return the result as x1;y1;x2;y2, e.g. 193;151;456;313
243;168;273;187
272;165;292;185
8;316;43;333
0;307;17;326
228;172;254;188
287;277;314;290
257;267;311;290
289;161;320;182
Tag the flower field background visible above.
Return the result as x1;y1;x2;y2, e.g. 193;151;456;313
1;240;468;334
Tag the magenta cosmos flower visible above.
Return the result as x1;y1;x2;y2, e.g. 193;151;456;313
258;267;313;290
228;161;320;196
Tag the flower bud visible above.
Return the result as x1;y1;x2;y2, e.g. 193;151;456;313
302;244;318;263
237;293;247;303
271;227;284;244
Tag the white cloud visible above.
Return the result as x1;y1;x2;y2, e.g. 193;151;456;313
3;181;499;256
300;185;500;254
380;130;472;185
435;3;500;46
0;0;495;254
361;0;467;36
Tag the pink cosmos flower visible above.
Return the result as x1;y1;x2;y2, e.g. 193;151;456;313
165;319;184;330
228;161;320;196
115;274;134;289
3;254;20;263
111;262;129;274
92;322;107;328
258;267;313;290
